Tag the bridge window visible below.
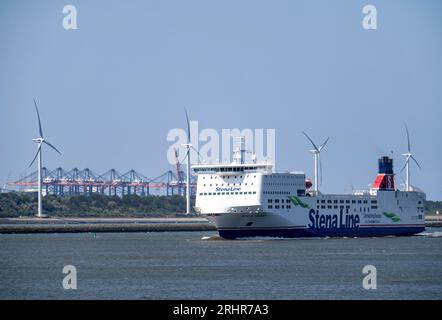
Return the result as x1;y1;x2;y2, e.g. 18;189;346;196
268;205;273;209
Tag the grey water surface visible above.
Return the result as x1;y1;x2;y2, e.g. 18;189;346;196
1;229;441;299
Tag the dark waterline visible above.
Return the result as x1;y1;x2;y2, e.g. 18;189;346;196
1;229;441;299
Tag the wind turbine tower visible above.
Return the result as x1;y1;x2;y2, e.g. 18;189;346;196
29;99;62;218
302;131;329;195
401;124;421;192
182;109;192;215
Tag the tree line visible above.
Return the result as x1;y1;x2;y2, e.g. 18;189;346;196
0;192;194;217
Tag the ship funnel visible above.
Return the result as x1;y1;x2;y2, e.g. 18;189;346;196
378;156;393;174
372;156;395;190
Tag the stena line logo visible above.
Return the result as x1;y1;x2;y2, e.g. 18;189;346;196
215;186;241;192
308;209;360;230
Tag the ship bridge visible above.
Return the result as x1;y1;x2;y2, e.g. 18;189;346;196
192;162;272;175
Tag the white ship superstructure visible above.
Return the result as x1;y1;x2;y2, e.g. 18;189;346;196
193;137;425;239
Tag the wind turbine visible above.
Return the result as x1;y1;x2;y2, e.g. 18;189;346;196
182;109;196;215
29;99;61;218
401;124;421;192
302;131;329;194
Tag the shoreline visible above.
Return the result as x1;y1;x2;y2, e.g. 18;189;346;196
0;217;216;234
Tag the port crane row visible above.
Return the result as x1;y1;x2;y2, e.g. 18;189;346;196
8;165;196;198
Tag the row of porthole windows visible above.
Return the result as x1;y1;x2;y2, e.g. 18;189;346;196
264;183;298;186
202;175;256;180
264;191;291;195
203;183;254;187
317;205;372;212
317;199;374;204
268;199;291;204
264;175;299;179
199;191;257;196
268;205;292;209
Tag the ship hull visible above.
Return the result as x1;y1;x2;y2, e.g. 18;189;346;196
205;212;425;239
217;225;425;239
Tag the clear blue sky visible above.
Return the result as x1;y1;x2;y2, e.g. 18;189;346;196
1;0;441;199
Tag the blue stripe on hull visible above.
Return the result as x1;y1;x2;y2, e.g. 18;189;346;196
218;226;425;239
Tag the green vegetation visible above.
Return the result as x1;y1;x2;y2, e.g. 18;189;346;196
0;192;194;217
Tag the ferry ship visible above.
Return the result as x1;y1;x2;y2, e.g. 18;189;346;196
193;137;425;239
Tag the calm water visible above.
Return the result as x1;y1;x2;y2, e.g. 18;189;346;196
1;229;441;299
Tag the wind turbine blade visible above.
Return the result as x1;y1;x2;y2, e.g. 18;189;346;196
43;140;62;155
318;137;329;152
404;123;411;152
181;149;189;163
190;145;202;164
410;155;422;170
33;98;44;138
319;154;323;186
400;161;407;172
302;131;318;151
29;144;42;168
184;108;191;143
